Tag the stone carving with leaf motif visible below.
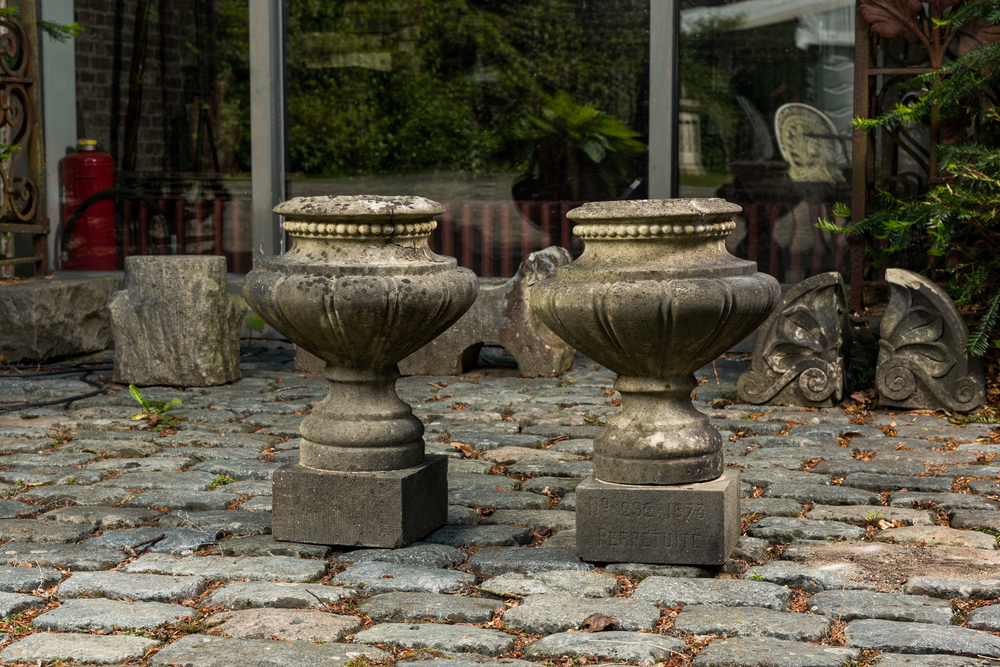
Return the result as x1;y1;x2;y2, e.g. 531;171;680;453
737;272;849;408
876;268;984;413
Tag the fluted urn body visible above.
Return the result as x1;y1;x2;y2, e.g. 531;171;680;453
533;199;780;485
243;195;478;472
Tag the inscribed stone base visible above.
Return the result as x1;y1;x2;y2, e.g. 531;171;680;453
272;456;447;548
575;469;740;565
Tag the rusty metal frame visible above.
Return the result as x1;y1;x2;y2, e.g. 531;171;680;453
0;1;47;275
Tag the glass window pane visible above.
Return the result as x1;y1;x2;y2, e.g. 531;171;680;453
66;0;251;272
285;0;650;277
679;0;854;282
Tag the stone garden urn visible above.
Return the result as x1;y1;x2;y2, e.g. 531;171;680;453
243;195;478;547
533;198;780;563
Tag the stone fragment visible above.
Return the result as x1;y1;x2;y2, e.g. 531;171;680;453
98;470;220;490
208;608;362;641
360;591;505;623
110;256;245;386
424;525;533;548
400;247;575;378
16;484;131;506
761;481;879;505
0;277;117;363
159;509;271;536
354;622;515;657
674;604;831;641
742;562;865;593
846;618;1000;656
39;505;162;528
903;578;1000;600
449;489;550;510
1;632;157;665
741;498;804;517
337;543;467;569
479;509;576;532
449;473;518;492
747;517;866;543
332;561;475;594
149;634;391;667
737;272;848;407
520;476;581;495
876;655;990;667
0;565;62;592
84;526;166;550
502;593;661;633
804;505;935;526
967;605;1000;631
890;491;999;511
604;563;716;578
693;637;857;667
524;631;685;665
466;547;591;575
32;598;196;631
203;580;352;609
216;534;331;558
842;472;952;493
480;569;619;598
123;553;327;582
741;468;832;487
808;589;953;624
633;577;792;611
950;511;1000;532
58;571;207;602
0;542;125;570
0;591;43;616
0;519;97;543
125;488;233;511
875;525;997;549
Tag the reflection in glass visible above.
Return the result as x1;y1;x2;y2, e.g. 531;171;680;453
284;0;650;277
679;0;855;283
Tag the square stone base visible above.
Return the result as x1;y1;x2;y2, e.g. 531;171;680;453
272;455;447;548
575;468;740;565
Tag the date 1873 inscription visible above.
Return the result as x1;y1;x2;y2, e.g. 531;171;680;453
598;498;707;521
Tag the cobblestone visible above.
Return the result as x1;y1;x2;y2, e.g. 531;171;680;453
2;342;999;664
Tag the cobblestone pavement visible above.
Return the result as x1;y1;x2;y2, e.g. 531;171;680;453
0;342;999;666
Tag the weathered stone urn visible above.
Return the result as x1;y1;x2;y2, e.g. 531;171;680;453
243;195;478;547
533;198;780;564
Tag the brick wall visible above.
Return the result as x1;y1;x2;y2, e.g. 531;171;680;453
73;0;201;173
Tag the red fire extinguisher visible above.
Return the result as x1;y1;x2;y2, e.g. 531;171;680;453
62;139;116;270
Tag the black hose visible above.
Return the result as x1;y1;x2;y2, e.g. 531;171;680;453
0;371;107;411
61;187;171;258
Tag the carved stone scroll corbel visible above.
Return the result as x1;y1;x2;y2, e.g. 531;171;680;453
737;272;849;407
876;268;984;413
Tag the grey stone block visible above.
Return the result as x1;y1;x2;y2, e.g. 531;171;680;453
575;468;740;565
1;633;158;666
0;277;117;363
272;457;447;548
109;255;245;386
149;634;391;667
524;631;685;665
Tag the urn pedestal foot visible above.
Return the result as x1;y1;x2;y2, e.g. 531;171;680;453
272;456;448;548
575;469;740;565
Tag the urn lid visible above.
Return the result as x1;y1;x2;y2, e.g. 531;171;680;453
275;195;444;240
567;198;741;240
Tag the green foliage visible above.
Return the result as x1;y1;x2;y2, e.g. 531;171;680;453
245;314;266;334
817;16;1000;356
500;93;646;200
234;0;650;178
210;475;235;489
128;384;183;421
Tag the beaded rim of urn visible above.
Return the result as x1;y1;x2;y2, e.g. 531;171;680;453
568;198;741;240
275;195;443;241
